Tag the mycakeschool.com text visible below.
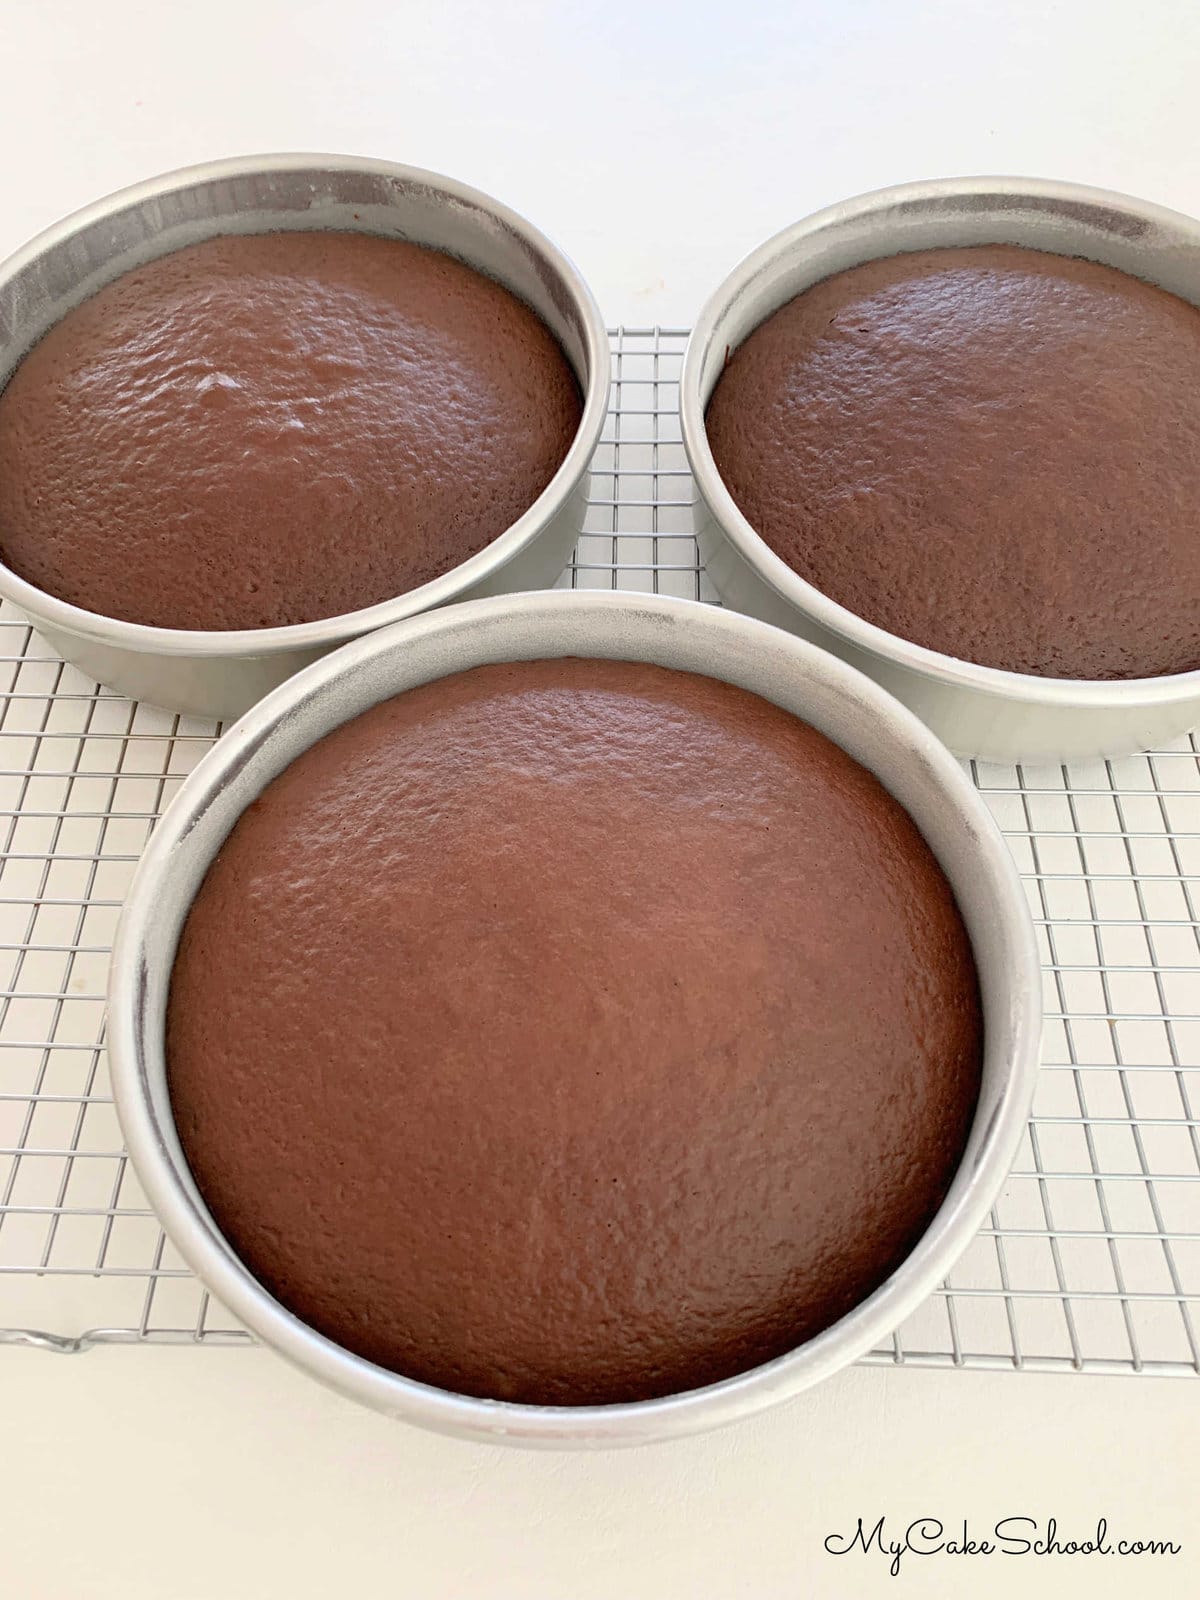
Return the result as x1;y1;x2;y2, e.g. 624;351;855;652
823;1516;1182;1577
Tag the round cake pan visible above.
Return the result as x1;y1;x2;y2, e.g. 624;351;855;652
679;177;1200;763
108;589;1041;1448
0;154;609;720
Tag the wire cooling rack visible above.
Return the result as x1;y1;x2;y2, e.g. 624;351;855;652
1;327;1198;1375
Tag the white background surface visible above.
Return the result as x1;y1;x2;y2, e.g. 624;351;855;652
3;2;1199;1595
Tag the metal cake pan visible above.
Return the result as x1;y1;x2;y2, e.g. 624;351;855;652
108;590;1041;1448
0;154;610;719
679;177;1200;763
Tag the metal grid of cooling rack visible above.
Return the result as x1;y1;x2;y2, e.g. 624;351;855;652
1;326;1198;1373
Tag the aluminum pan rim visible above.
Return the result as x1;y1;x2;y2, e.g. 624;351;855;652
679;175;1200;712
108;590;1042;1447
0;152;610;657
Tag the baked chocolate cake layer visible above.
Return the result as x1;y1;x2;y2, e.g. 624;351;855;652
706;244;1200;679
0;231;581;629
167;658;982;1405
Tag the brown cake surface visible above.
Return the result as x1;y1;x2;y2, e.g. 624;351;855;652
167;658;982;1406
705;244;1200;680
0;231;581;630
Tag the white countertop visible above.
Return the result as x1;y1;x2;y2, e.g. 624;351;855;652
8;0;1200;329
4;2;1199;1594
5;1351;1197;1599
